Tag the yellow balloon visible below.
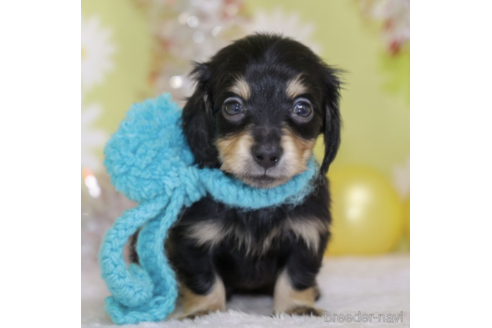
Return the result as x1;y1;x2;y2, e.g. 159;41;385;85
402;196;410;241
325;167;402;256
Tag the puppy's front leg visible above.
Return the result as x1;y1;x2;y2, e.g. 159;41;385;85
273;238;326;316
167;236;226;320
178;275;226;320
273;270;323;316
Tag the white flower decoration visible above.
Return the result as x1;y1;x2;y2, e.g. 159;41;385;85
82;104;107;170
243;9;321;54
371;0;410;45
81;15;116;90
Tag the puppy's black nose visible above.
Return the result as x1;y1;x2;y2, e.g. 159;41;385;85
252;144;282;169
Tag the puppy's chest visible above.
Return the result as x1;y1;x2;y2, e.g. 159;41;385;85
186;210;326;256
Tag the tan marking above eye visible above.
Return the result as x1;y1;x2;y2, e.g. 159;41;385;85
286;74;308;99
228;77;251;100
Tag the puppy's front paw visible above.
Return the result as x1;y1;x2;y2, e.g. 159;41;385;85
178;309;215;320
285;305;324;317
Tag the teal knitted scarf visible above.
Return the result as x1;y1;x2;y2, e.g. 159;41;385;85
100;93;319;324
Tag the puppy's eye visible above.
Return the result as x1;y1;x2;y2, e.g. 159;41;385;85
222;97;245;117
293;99;313;120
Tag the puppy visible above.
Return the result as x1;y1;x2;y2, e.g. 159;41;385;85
134;33;341;319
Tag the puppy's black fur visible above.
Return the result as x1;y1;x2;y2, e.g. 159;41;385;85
132;34;341;317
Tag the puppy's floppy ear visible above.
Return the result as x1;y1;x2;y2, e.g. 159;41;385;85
182;62;219;167
320;67;342;175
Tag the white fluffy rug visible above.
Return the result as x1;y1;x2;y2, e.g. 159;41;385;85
82;255;409;327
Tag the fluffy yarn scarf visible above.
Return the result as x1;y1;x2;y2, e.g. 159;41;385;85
100;93;318;324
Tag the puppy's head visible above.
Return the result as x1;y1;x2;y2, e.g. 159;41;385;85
182;34;341;189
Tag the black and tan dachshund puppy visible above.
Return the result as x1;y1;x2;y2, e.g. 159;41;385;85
133;33;342;319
